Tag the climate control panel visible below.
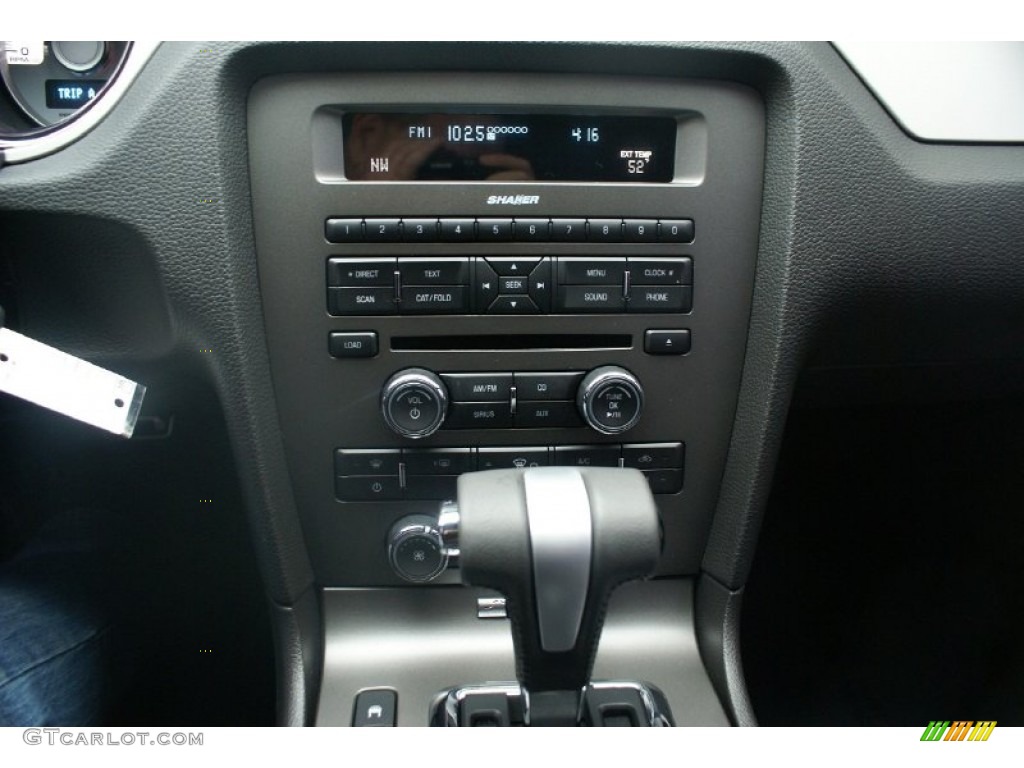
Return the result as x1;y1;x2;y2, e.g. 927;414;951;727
379;366;644;437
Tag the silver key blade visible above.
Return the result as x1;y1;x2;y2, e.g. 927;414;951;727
0;328;146;437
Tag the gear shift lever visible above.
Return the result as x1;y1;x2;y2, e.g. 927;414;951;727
437;466;661;723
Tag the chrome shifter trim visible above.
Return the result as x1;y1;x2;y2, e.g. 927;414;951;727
522;467;592;653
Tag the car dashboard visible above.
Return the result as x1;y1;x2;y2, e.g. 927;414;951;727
1;41;1022;728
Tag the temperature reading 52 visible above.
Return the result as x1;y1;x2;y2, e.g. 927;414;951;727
621;149;654;175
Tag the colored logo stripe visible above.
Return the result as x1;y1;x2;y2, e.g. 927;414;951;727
920;720;996;741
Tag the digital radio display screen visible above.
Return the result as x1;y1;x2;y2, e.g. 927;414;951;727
342;113;676;182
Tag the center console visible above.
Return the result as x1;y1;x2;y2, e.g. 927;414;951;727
248;72;764;724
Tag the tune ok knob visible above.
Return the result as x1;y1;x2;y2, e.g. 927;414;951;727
388;515;448;583
577;366;644;435
381;368;449;438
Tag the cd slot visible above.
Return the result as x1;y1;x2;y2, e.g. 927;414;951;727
390;334;632;352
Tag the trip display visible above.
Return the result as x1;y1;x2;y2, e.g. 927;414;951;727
343;113;676;182
45;80;105;110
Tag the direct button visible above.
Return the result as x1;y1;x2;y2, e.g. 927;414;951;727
327;258;395;287
441;373;513;402
514;372;584;401
353;689;397;727
329;331;379;358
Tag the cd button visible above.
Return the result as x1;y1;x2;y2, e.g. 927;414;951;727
514;372;584;401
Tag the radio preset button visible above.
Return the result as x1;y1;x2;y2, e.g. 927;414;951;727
401;218;440;242
400;286;468;314
658;219;695;243
327;258;395;287
325;218;364;243
329;287;396;315
557;285;625;313
587;219;624;242
558;258;627;285
513;218;551;242
551;218;587;242
440;218;476;241
364;218;402;242
399;258;470;285
624;219;658;242
477;218;513;241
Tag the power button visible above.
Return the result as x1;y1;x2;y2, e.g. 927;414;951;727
381;368;450;438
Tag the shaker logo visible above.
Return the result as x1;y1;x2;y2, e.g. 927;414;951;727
486;195;540;206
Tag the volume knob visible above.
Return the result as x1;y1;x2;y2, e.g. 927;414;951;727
381;368;449;438
577;366;644;435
